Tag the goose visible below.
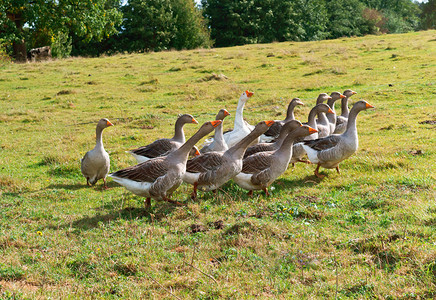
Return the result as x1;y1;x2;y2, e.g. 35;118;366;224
302;100;374;178
128;114;198;163
200;109;230;154
259;98;304;143
290;103;334;165
234;124;317;196
334;89;357;134
109;120;221;207
183;120;275;199
222;90;255;148
243;120;302;158
315;93;333;138
327;92;346;134
81;118;113;189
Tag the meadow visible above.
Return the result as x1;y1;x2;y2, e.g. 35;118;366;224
0;30;435;299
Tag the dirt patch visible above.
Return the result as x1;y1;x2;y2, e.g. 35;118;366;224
199;73;228;82
419;120;436;125
208;220;224;230
190;224;207;233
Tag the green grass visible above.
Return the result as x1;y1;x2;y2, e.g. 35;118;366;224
0;30;435;298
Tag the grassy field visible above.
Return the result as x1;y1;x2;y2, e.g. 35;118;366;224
0;30;435;299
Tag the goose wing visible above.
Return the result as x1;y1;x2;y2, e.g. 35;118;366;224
111;157;168;182
303;135;341;151
186;152;225;173
241;152;273;174
131;139;177;158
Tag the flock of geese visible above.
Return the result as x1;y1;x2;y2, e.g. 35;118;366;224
80;90;374;207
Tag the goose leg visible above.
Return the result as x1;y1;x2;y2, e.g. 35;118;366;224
314;163;325;178
163;197;185;206
298;159;311;164
263;188;269;197
336;166;340;174
191;182;198;200
145;198;151;208
291;163;295;168
103;178;109;190
86;178;91;186
247;190;253;197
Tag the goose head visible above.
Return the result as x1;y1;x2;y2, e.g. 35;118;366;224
177;114;198;125
343;89;357;98
294;125;318;139
330;91;346;102
239;90;254;103
290;98;304;107
282;120;303;133
216;108;231;120
352;100;375;112
314;103;334;114
316;93;332;104
253;120;275;132
189;146;201;157
97;118;113;130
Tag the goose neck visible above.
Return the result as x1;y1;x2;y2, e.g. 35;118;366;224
341;97;349;118
172;119;186;143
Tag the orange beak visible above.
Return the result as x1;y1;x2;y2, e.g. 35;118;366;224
352;91;357;95
245;90;254;98
340;94;346;99
194;149;200;156
365;102;374;108
297;101;304;106
327;96;332;100
223;110;230;117
192;118;199;124
106;120;114;126
265;120;275;127
327;108;334;114
308;127;318;134
211;120;222;127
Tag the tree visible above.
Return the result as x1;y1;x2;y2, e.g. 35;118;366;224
420;0;436;29
201;0;328;47
324;0;370;39
120;0;211;52
0;0;122;61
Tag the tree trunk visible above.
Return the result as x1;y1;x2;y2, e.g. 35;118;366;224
7;13;27;62
13;39;27;62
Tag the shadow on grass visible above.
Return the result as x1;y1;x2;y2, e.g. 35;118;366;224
47;198;179;231
273;175;321;192
46;181;119;191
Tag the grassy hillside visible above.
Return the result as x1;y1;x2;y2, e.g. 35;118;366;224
0;30;435;299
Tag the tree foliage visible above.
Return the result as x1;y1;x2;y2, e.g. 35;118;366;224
119;0;211;52
201;0;423;48
0;0;122;60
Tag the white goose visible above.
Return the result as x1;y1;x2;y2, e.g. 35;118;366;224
222;90;255;148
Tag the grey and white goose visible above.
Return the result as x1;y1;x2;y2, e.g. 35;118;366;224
303;100;374;178
334;89;357;134
128;114;198;163
234;124;317;196
81;118;114;189
315;93;333;138
109;120;221;207
200;109;230;154
327;92;346;135
259;98;304;143
183;120;275;199
291;103;334;165
243;120;302;158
